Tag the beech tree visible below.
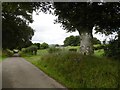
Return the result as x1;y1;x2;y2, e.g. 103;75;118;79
53;2;120;55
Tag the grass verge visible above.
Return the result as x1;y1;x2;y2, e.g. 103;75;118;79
24;49;119;88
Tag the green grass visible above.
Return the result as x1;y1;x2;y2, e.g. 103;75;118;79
93;44;101;47
94;49;104;57
0;50;7;62
24;49;48;65
0;56;6;62
24;48;119;88
65;46;105;57
64;46;80;52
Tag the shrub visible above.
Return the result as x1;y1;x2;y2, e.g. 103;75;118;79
21;48;27;53
2;49;14;57
21;45;38;55
69;48;77;52
33;43;40;49
29;45;38;54
48;47;61;53
21;48;31;54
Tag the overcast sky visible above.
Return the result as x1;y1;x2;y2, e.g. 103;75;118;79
29;11;116;45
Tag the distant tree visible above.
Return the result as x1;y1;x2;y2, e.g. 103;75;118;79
55;44;60;47
64;36;75;46
40;42;49;49
92;37;101;45
64;35;80;46
34;43;40;49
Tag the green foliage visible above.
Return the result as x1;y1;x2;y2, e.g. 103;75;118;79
21;45;38;56
40;42;49;49
29;45;38;53
65;46;80;51
64;35;80;46
33;43;40;49
92;37;101;45
25;50;119;88
2;49;14;57
104;32;120;60
48;46;61;53
94;49;104;57
104;40;120;60
54;2;120;55
69;48;77;52
64;35;101;47
54;2;120;34
93;44;105;50
2;2;52;49
55;44;60;47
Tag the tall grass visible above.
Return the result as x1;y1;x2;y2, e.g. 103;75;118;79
64;46;80;52
25;50;119;88
94;49;104;57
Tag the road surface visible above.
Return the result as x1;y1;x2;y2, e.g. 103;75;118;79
2;57;67;89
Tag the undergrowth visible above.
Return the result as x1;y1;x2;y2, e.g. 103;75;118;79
25;50;119;88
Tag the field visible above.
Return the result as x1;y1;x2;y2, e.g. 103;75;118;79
23;47;119;88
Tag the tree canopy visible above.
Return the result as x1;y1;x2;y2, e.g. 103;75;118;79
2;2;120;55
53;2;120;55
54;2;120;34
2;2;52;49
40;42;49;49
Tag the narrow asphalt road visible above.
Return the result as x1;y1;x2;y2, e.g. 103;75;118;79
2;57;67;89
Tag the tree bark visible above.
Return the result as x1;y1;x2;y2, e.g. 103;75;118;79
79;30;93;55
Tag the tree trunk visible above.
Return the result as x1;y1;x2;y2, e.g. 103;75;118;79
79;30;93;55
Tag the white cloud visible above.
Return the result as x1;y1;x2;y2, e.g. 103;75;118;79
29;12;79;45
29;11;116;45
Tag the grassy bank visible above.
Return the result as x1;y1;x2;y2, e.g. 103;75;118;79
0;56;2;62
0;50;6;62
24;49;119;88
0;56;6;62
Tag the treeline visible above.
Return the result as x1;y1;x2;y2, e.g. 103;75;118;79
2;42;49;57
22;42;49;55
33;42;49;49
64;35;101;46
